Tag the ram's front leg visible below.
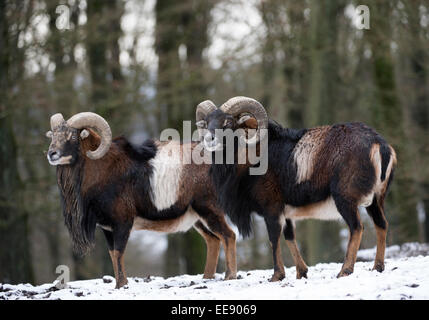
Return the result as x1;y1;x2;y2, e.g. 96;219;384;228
104;224;131;289
265;216;285;282
102;229;118;282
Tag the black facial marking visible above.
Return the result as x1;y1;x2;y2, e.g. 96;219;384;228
205;109;235;136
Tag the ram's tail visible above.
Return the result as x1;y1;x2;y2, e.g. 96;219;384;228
379;143;397;183
373;142;397;201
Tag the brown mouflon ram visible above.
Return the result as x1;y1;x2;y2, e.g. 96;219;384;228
196;96;396;281
46;112;236;288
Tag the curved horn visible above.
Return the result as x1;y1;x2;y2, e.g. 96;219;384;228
220;96;268;145
196;100;217;140
67;112;112;160
196;100;217;122
50;113;65;130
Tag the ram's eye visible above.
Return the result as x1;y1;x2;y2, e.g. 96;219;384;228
196;120;207;128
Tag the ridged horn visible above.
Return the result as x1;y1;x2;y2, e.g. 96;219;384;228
67;112;112;160
50;113;65;130
196;100;217;122
220;96;268;145
196;100;217;139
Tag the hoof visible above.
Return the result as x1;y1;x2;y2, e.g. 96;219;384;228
269;272;285;282
115;279;128;289
297;268;308;279
373;263;385;273
224;272;237;280
202;274;216;280
337;268;353;278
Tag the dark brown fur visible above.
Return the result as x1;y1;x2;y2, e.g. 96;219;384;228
204;110;397;281
49;126;237;288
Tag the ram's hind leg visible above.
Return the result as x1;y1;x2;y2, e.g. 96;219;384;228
265;216;285;281
333;196;363;278
283;219;308;279
194;205;237;280
194;221;221;279
209;218;237;280
366;196;388;272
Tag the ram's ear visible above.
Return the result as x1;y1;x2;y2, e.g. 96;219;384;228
80;129;90;140
46;131;53;138
237;115;258;129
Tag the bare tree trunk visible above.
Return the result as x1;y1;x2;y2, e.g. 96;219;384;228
69;0;128;280
156;0;215;277
367;0;419;244
0;115;34;284
86;0;109;111
155;0;187;277
403;1;429;242
0;1;33;284
301;0;344;266
307;0;344;126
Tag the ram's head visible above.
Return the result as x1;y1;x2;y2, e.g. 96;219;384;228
46;112;112;165
195;96;268;151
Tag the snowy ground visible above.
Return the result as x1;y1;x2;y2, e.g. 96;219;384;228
1;243;429;300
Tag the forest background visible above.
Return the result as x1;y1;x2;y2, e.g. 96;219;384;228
1;0;428;285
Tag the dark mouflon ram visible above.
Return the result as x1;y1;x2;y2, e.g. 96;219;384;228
196;96;397;281
46;112;237;288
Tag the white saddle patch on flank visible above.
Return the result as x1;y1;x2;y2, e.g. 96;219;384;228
292;128;327;184
284;197;342;221
132;207;199;233
283;195;376;223
149;141;183;211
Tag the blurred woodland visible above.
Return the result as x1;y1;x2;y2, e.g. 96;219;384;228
0;0;428;285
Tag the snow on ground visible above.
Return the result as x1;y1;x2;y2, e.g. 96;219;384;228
1;243;429;300
357;242;429;261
